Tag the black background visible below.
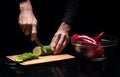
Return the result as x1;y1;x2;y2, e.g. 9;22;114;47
0;0;119;58
0;1;120;77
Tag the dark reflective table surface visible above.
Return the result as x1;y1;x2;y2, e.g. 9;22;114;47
0;48;120;77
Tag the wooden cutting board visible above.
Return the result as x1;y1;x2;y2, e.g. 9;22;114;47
6;54;75;66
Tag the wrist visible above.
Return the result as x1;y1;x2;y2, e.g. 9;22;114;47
59;22;71;33
19;0;33;12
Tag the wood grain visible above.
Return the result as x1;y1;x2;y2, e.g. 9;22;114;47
6;54;75;65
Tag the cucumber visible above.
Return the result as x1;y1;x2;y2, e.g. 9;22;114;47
15;45;52;63
32;45;52;56
15;52;38;63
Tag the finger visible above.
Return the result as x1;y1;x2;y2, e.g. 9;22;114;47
54;34;66;54
64;36;70;45
18;20;23;28
18;19;26;29
22;25;27;33
50;36;59;53
50;34;61;53
25;25;32;36
59;37;69;52
56;35;70;54
31;24;37;41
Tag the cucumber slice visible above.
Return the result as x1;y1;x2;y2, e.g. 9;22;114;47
32;45;52;56
15;59;23;63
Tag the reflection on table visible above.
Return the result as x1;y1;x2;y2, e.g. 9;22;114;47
0;54;120;77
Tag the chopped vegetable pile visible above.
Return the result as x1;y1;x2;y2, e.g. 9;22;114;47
15;45;52;63
15;52;38;63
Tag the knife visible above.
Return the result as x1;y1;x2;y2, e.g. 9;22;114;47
35;37;47;53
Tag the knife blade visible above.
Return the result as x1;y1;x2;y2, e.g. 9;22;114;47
35;37;47;53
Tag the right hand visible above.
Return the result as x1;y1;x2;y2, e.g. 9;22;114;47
18;0;38;41
18;10;38;41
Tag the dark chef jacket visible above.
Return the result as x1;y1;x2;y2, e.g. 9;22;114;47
29;0;79;44
16;0;79;43
1;0;79;56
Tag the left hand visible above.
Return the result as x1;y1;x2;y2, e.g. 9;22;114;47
50;22;71;54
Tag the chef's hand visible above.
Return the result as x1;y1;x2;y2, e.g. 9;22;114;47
50;22;71;54
18;0;37;41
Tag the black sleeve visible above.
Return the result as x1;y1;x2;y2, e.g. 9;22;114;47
62;0;79;25
16;0;27;3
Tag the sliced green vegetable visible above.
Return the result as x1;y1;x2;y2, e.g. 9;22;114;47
15;52;38;63
32;45;52;56
15;45;52;63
